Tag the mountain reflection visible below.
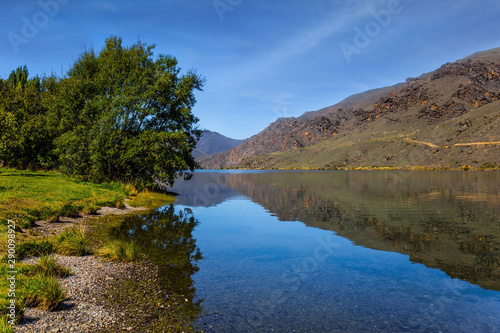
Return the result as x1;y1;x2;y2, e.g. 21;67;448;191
172;170;500;291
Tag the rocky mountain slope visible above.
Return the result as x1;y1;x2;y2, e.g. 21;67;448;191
198;47;500;169
192;130;244;159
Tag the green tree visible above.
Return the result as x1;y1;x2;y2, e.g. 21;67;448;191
0;66;55;169
49;36;204;188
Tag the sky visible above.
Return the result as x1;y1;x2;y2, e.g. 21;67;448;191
1;0;500;140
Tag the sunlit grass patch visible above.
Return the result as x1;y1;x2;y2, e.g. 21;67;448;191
97;239;141;262
22;274;66;311
28;255;71;278
0;315;15;333
0;257;70;326
128;189;175;209
0;167;128;226
15;239;55;259
55;226;91;256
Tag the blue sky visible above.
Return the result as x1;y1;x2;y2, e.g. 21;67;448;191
1;0;500;139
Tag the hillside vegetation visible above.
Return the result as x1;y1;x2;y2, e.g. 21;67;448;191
199;47;500;170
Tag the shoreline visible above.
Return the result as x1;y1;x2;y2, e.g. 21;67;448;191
12;202;170;333
200;166;500;171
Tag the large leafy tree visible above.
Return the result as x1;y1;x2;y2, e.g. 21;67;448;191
0;66;55;169
49;36;204;188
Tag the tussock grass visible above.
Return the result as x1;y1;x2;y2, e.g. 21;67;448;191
0;315;15;333
22;274;66;311
97;239;141;262
15;239;55;259
82;202;101;215
28;256;71;278
55;226;90;256
0;257;70;325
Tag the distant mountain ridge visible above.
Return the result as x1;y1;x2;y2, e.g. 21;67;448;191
193;130;244;159
198;47;500;169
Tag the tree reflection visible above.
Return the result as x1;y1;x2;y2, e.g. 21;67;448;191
103;204;203;331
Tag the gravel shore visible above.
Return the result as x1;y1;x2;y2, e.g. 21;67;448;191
13;203;169;333
15;255;143;333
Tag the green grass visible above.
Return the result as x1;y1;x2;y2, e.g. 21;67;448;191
22;274;66;311
0;256;70;328
0;167;128;228
15;239;55;258
127;189;175;209
0;316;14;333
97;239;141;262
28;255;71;278
55;226;91;256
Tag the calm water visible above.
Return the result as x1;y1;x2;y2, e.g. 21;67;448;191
108;170;500;332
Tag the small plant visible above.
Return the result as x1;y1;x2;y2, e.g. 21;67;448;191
29;256;71;278
0;298;23;329
115;200;125;209
56;226;90;256
46;215;60;223
97;239;141;262
16;239;55;259
23;274;66;311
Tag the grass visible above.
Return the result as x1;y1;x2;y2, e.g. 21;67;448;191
97;239;141;262
0;168;176;331
15;239;55;258
0;316;14;333
28;255;72;278
22;274;66;311
127;189;175;209
0;256;70;329
55;226;91;256
0;167;128;228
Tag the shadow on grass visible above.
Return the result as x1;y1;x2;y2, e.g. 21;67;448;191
0;173;56;178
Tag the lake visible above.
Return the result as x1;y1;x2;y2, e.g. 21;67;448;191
109;170;500;332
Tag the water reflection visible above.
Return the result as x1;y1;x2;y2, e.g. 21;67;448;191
172;170;500;291
100;205;203;331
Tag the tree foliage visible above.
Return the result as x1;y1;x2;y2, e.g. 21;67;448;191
0;36;204;189
0;66;55;169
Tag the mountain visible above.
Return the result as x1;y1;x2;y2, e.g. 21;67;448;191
198;47;500;170
192;130;244;159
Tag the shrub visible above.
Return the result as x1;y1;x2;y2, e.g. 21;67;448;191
97;239;141;262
